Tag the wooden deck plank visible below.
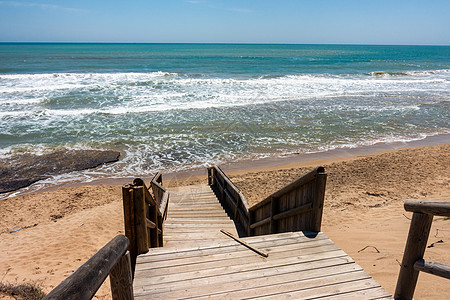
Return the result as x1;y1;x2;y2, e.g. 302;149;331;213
134;255;355;296
136;244;341;276
248;278;388;299
136;263;364;299
133;184;391;299
137;237;335;269
180;270;373;299
134;250;350;293
138;232;326;261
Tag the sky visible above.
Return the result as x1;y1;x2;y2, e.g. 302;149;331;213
0;0;449;45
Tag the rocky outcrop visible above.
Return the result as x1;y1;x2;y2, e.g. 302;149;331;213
0;150;120;193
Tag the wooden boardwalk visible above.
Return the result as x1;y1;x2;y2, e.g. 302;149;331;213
133;184;391;299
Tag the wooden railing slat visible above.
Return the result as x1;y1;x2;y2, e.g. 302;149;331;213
414;259;450;280
146;218;156;229
272;202;313;221
249;216;271;229
404;199;450;217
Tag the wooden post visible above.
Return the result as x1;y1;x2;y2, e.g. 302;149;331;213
311;170;327;232
270;197;277;234
110;251;134;300
122;186;137;274
248;210;254;236
222;180;226;205
394;212;433;300
208;167;212;185
133;186;149;254
149;203;159;248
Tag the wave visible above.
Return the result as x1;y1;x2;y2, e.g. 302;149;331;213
367;69;450;77
0;69;449;118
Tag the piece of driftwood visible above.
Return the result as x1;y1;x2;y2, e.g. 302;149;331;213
220;229;268;257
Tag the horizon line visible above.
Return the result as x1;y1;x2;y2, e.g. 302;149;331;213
1;41;449;47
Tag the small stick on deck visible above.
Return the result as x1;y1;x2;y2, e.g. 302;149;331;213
220;229;269;257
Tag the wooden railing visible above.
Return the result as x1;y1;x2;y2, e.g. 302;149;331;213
208;166;327;237
44;235;133;300
122;173;169;273
395;199;450;300
45;173;169;300
208;166;251;235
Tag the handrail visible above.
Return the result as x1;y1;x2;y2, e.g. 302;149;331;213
151;172;169;220
44;235;133;300
122;173;169;274
395;199;450;300
208;166;327;237
404;199;450;217
208;166;251;235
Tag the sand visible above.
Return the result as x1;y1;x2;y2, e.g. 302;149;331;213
0;144;449;299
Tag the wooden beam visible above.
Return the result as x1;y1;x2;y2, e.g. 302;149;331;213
404;199;450;217
44;235;129;300
273;203;313;221
414;259;450;280
249;216;271;229
146;218;156;229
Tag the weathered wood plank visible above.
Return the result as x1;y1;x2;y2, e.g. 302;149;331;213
249;278;384;299
137;263;364;299
133;254;354;297
188;270;373;299
139;233;326;261
135;243;340;276
134;249;348;290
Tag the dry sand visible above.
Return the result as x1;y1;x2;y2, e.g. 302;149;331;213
0;144;449;299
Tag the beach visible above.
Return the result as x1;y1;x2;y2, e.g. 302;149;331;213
0;143;449;299
1;43;449;299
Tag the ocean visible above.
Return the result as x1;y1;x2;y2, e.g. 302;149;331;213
0;43;449;189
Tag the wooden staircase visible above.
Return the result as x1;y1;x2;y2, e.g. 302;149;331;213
163;184;238;246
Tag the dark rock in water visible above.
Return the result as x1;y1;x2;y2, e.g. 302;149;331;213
0;150;120;193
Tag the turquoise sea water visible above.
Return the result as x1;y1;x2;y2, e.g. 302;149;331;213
0;43;449;186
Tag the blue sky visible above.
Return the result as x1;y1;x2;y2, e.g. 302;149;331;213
0;0;449;44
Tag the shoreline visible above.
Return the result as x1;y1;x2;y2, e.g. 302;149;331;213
0;142;448;298
11;132;447;195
